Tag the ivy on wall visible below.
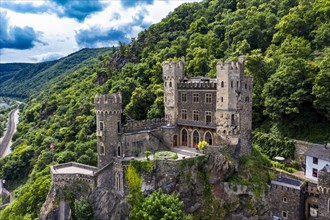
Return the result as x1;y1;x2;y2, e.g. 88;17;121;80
253;132;295;159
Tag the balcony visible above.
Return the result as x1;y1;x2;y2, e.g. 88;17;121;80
177;119;216;129
96;130;103;137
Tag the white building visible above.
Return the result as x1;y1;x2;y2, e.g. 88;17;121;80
305;143;330;181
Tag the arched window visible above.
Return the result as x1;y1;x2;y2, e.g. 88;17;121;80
231;81;233;88
117;121;120;133
221;81;224;87
205;132;213;145
169;81;172;87
223;130;226;135
236;81;239;88
181;129;188;146
193;130;200;147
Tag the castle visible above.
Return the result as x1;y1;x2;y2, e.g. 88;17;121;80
42;56;329;220
93;56;252;193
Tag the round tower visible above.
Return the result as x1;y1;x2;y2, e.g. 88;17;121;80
162;59;184;125
94;94;122;168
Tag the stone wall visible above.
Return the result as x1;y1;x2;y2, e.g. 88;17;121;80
269;180;305;220
122;118;166;133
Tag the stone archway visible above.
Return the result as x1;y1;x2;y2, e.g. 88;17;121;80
305;196;319;219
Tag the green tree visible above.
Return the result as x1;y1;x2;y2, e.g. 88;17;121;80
133;189;185;220
312;53;330;119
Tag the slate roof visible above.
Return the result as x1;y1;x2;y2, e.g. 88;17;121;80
271;176;304;190
305;143;330;161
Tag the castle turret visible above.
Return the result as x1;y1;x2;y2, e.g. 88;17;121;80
216;56;252;155
162;59;184;125
94;94;122;168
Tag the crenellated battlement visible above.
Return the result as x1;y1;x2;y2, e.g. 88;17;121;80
177;81;217;90
123;118;166;133
94;94;122;111
162;60;184;78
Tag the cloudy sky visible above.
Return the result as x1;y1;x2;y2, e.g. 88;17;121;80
0;0;201;63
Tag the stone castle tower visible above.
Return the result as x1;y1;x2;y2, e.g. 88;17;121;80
162;59;184;125
94;94;122;168
216;56;253;155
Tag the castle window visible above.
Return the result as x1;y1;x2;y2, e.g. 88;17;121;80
100;143;105;155
283;197;287;203
169;81;172;87
117;122;120;133
245;83;247;89
99;121;104;131
181;129;188;146
245;97;249;102
205;132;213;145
312;168;318;177
205;111;212;123
118;146;121;157
313;157;318;164
231;114;235;125
236;81;239;88
164;82;167;87
165;97;167;102
181;93;187;103
221;97;224;102
328;198;330;212
282;211;288;219
193;93;199;103
181;109;187;120
205;93;212;103
221;81;224;87
231;81;233;88
223;130;226;135
193;110;199;121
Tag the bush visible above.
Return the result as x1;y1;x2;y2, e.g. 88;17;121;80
253;132;295;159
198;141;208;151
133;189;185;220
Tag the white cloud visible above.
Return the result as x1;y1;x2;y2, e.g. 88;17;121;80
0;0;202;63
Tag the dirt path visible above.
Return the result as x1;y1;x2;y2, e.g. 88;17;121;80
0;108;18;157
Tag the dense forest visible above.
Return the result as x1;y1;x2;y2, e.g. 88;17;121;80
0;0;329;218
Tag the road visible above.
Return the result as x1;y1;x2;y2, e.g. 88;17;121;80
0;108;18;158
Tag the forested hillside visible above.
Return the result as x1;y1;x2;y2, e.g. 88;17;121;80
0;0;330;218
0;48;112;98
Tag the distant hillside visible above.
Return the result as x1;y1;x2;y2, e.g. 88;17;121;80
0;48;111;98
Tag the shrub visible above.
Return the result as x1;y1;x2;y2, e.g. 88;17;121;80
145;151;151;160
198;141;208;151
